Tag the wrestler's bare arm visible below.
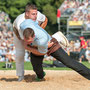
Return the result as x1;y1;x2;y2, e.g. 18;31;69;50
38;17;48;29
24;42;45;56
24;41;53;56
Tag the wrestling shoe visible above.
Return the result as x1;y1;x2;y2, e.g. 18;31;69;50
35;71;46;81
18;76;24;82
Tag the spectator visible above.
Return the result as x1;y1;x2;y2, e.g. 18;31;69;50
79;37;87;63
85;47;90;63
87;39;90;47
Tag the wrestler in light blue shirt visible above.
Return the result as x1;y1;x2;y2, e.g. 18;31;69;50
20;19;52;53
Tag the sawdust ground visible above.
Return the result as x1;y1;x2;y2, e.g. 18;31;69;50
0;70;90;90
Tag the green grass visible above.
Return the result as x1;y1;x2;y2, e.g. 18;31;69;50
0;61;90;70
43;61;90;70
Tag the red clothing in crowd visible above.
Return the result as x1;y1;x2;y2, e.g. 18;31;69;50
80;40;87;49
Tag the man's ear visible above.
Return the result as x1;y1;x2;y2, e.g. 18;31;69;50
25;12;29;17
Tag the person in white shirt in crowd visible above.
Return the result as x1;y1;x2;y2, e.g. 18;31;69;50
85;47;90;63
24;51;30;62
13;3;48;81
6;46;16;62
74;40;80;52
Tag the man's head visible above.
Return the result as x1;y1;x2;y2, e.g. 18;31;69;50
23;28;35;44
25;3;37;21
80;36;84;40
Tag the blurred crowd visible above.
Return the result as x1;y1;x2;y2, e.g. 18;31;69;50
60;0;80;15
60;0;90;31
0;11;30;62
0;11;14;62
0;11;12;31
66;37;90;63
69;0;90;30
0;28;30;62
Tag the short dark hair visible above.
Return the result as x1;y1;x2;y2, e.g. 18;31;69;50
25;3;37;12
23;28;35;39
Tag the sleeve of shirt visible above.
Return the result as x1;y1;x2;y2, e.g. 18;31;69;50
15;22;24;40
19;28;24;40
13;13;25;40
37;11;45;22
37;38;48;53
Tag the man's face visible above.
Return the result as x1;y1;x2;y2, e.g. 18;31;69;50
26;9;37;21
24;36;35;44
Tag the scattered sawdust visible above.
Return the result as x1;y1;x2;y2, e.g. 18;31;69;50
0;70;90;90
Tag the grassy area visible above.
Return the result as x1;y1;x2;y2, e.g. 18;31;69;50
0;61;90;70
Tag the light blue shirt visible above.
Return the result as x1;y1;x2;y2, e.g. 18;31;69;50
20;19;52;53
